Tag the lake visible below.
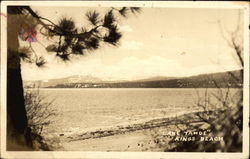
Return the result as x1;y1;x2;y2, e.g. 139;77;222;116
35;88;241;136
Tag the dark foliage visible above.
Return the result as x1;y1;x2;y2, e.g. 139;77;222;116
56;53;70;61
7;6;27;14
57;43;69;53
85;37;100;50
46;44;58;52
130;7;142;14
119;7;130;17
12;6;141;64
64;36;74;45
86;11;100;26
35;56;46;67
104;25;122;45
18;46;32;63
57;17;76;33
103;10;116;28
72;43;85;55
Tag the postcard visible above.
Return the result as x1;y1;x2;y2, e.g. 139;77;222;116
0;1;249;159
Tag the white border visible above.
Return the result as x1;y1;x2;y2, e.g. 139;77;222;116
1;1;8;157
1;1;249;159
0;1;249;8
242;2;250;157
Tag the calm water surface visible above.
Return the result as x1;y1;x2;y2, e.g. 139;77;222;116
36;88;240;135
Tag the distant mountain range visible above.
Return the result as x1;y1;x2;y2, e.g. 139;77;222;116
24;69;243;88
24;75;103;88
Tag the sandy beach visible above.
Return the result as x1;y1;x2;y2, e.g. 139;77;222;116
44;112;203;151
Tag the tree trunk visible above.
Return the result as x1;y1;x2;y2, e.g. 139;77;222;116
7;8;31;150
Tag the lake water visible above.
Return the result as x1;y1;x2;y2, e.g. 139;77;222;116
36;88;241;135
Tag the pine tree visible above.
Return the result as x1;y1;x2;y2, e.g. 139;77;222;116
6;6;141;150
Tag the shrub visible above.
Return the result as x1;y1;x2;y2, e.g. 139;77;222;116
24;88;58;150
165;88;243;152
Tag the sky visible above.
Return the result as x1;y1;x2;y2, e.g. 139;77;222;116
20;6;244;81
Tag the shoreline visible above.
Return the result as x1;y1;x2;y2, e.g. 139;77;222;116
57;111;207;151
57;111;201;141
34;106;240;151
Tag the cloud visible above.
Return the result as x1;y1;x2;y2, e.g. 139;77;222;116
22;54;241;81
119;24;133;32
22;55;182;81
120;40;144;50
187;63;239;77
91;56;184;80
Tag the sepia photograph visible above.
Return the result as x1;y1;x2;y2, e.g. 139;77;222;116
0;1;249;159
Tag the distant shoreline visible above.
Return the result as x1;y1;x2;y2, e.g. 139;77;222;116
24;69;242;89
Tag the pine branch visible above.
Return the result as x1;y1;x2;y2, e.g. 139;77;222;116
21;6;141;61
86;10;100;26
